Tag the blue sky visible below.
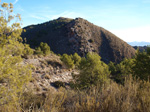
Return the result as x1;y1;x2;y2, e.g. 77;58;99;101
1;0;150;42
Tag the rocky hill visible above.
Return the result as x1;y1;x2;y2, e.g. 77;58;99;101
22;17;135;63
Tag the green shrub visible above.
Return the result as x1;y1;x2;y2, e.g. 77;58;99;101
108;61;117;75
22;44;34;57
34;42;50;56
72;53;81;67
74;52;110;89
61;54;74;69
61;53;81;69
132;49;150;81
35;47;43;55
109;58;134;84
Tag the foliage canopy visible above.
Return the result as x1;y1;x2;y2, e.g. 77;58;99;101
74;52;110;89
0;2;32;108
35;42;50;56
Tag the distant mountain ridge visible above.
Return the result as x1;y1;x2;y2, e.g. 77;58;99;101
21;17;135;63
128;41;150;46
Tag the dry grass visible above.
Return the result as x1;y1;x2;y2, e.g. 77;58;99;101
1;75;150;112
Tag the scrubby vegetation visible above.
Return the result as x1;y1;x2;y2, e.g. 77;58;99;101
132;47;150;81
61;54;75;69
73;52;110;89
0;2;32;111
3;76;150;112
34;42;51;56
1;2;150;112
60;53;81;69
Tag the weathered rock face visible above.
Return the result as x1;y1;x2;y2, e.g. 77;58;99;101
22;17;135;63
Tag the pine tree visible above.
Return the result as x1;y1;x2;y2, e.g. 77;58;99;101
0;2;32;109
74;52;110;89
132;49;150;81
35;42;50;56
72;53;81;67
61;54;74;69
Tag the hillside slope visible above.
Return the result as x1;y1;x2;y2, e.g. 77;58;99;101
22;17;135;63
23;54;75;95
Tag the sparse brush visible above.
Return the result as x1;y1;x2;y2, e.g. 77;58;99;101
2;75;150;112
